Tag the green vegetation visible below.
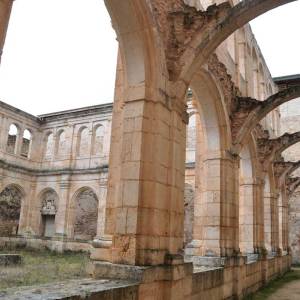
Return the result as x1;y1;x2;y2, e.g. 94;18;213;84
0;249;90;290
245;267;300;300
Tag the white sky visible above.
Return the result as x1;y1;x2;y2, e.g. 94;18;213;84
0;0;299;116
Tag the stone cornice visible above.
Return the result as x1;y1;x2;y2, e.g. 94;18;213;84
0;158;108;177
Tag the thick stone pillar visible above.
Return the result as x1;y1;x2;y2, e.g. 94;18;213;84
255;177;265;253
95;184;107;239
0;0;13;64
264;191;273;253
239;178;256;255
55;176;71;237
20;182;37;236
186;150;239;258
271;192;280;253
107;98;187;266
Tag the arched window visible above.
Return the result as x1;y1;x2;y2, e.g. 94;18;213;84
21;129;32;158
77;127;89;157
0;185;22;236
73;188;98;240
56;130;67;156
6;124;19;154
92;125;104;155
44;132;54;159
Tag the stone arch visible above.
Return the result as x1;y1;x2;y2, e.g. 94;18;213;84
186;68;232;256
6;123;19;154
233;86;300;153
104;0;164;98
179;0;294;85
21;129;32;158
70;187;98;241
0;184;24;236
38;188;58;237
76;126;89;157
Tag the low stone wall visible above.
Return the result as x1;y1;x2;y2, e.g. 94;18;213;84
0;236;93;253
0;245;291;300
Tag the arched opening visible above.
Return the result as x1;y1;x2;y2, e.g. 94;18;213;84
185;67;232;257
73;188;98;241
92;125;104;156
0;185;23;236
40;189;58;238
21;129;32;158
44;132;54;159
77;127;89;157
56;130;67;157
6;123;18;154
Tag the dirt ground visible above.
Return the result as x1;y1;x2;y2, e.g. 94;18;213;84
267;280;300;300
249;268;300;300
0;249;90;291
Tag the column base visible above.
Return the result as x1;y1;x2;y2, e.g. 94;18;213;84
90;236;113;262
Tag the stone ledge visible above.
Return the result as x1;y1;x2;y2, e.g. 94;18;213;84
87;261;193;283
0;279;138;300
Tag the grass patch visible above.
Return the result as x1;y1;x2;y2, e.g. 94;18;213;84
245;267;300;300
0;248;90;290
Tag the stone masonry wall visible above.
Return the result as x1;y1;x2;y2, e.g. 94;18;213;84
280;98;300;264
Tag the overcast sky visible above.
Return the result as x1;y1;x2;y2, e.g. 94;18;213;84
0;0;299;116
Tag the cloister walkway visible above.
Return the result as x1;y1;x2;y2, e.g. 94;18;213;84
252;268;300;300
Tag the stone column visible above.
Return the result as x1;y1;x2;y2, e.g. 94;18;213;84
18;183;39;235
264;191;273;253
254;177;265;253
239;178;256;255
55;176;71;237
186;150;239;258
19;182;37;236
95;183;107;239
0;116;10;153
93;93;187;266
271;192;280;253
0;0;13;64
16;127;25;156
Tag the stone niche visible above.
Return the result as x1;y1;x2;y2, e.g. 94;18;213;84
40;190;58;238
74;189;98;241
